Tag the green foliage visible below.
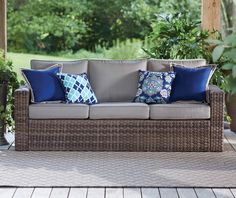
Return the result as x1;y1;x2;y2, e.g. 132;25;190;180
7;0;202;53
0;50;20;131
8;0;88;53
57;39;147;60
143;13;210;60
211;32;236;95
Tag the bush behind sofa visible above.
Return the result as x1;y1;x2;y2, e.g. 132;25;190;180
14;59;224;151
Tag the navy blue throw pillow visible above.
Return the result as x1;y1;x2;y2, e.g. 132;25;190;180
134;70;176;104
170;65;215;102
21;65;65;103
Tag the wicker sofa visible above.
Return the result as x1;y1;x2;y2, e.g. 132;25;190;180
14;59;225;151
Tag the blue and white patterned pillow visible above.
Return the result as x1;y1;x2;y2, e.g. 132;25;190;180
133;70;176;104
57;73;98;104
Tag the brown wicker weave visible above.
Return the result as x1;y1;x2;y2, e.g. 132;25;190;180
14;85;224;151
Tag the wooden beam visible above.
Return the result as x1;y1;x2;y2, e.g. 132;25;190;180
0;0;7;54
201;0;221;32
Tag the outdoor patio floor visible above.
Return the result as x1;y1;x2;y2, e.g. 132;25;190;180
0;129;236;198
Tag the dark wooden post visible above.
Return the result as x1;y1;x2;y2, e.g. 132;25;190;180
0;0;7;55
201;0;221;32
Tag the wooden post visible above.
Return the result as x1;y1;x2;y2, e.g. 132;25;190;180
0;0;7;54
201;0;221;32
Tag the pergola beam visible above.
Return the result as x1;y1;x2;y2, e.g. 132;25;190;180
0;0;7;54
201;0;221;32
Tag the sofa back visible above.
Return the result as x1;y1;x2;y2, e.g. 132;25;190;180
30;59;206;102
88;60;147;102
31;59;88;74
147;59;207;71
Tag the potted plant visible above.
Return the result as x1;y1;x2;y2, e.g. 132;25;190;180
212;32;236;132
0;50;19;145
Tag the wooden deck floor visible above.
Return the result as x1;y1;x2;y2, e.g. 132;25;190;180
0;129;236;198
0;187;236;198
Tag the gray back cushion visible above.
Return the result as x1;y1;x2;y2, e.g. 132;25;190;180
31;60;88;74
147;59;206;71
89;60;147;102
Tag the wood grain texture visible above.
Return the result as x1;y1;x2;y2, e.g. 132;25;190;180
224;130;236;151
87;188;105;198
177;188;197;198
230;188;236;197
13;188;34;198
0;0;7;53
31;188;52;198
50;188;70;198
106;188;123;198
159;188;178;198
213;188;234;198
201;0;221;31
195;188;216;198
142;188;160;198
124;188;141;198
69;188;87;198
0;188;16;198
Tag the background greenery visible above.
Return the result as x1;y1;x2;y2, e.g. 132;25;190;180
7;0;201;54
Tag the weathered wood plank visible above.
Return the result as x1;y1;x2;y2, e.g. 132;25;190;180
177;188;197;198
224;130;236;151
223;137;234;151
106;188;123;198
195;188;216;198
0;188;16;198
0;0;7;54
31;188;52;198
159;188;178;198
230;188;236;197
213;188;234;198
87;188;105;198
50;188;70;198
142;188;160;198
0;145;9;150
13;188;34;198
201;0;221;32
124;188;141;198
69;188;87;198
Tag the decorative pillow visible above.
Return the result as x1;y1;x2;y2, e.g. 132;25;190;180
57;73;98;104
133;70;176;104
21;65;65;103
170;64;216;102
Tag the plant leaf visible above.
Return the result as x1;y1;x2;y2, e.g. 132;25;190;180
212;45;224;62
232;66;236;78
206;39;223;45
222;63;235;70
225;34;236;46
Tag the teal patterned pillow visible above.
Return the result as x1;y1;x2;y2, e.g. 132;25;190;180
134;70;176;104
57;73;98;104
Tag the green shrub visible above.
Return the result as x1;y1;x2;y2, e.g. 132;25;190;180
143;13;210;60
104;39;146;59
57;39;147;60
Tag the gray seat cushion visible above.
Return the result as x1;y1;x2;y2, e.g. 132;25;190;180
150;102;210;120
29;103;89;119
88;60;147;102
89;102;149;119
31;60;88;74
147;59;206;72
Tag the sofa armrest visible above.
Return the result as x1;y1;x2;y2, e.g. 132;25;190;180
208;85;225;151
14;86;30;150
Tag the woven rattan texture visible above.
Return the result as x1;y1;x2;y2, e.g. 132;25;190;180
14;85;224;152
